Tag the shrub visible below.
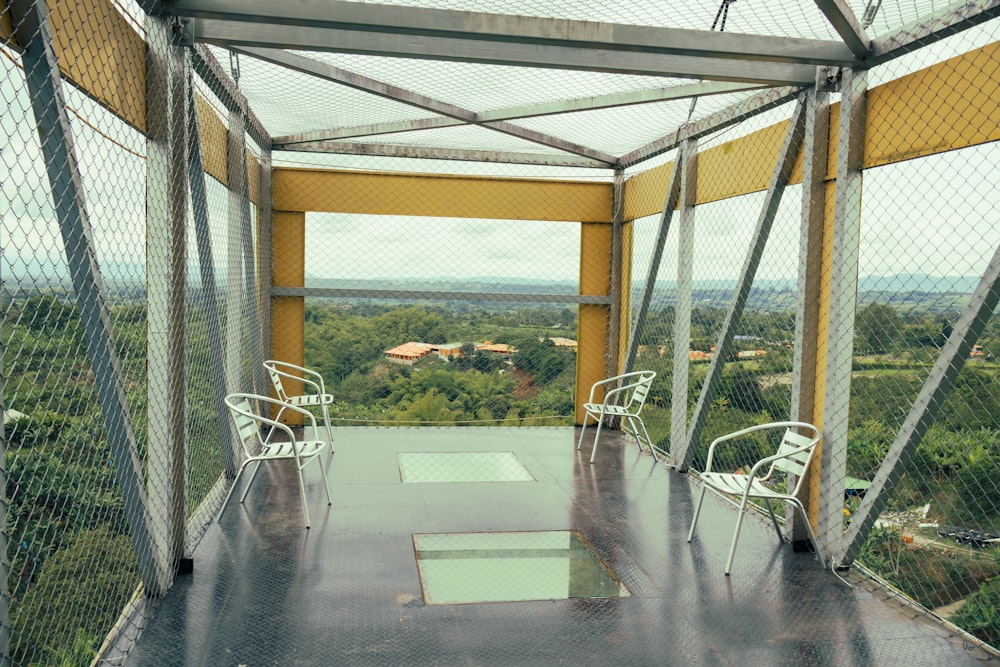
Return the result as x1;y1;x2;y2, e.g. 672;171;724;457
10;526;138;667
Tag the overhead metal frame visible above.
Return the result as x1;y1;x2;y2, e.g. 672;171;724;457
141;0;996;170
233;46;619;165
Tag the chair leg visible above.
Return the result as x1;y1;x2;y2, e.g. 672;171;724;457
239;460;264;504
633;417;654;455
295;464;311;529
725;497;752;576
687;484;708;542
763;499;784;543
217;462;250;523
794;502;824;567
589;416;605;464
318;450;333;506
576;416;590;451
321;404;335;462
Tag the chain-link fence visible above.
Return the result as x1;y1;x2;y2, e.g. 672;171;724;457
2;0;999;663
2;4;265;664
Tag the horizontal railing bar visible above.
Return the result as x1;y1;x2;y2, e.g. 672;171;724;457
271;286;612;304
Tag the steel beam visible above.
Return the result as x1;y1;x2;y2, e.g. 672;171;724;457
226;106;266;395
608;170;625;379
272;81;767;146
788;83;830;545
145;14;190;578
258;147;273;367
270;287;612;305
10;0;166;593
816;67;867;558
190;44;269;151
159;0;856;65
187;64;237;482
673;98;807;471
624;160;682;376
619;85;805;168
669;140;697;467
813;0;872;59
870;0;1000;65
203;22;818;85
837;240;1000;565
235;47;617;165
275;141;610;169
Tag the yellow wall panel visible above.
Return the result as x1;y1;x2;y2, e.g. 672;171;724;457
247;150;262;207
272;168;611;222
196;95;229;186
623;160;676;220
47;0;145;132
696;120;794;205
1;5;13;42
272;211;305;287
866;42;1000;168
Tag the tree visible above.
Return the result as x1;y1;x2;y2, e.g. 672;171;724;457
855;303;903;355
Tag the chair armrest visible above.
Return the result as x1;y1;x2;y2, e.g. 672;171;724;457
269;365;324;396
243;394;319;442
702;421;817;473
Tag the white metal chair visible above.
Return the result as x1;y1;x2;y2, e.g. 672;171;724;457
263;359;335;459
576;370;657;464
686;421;822;575
218;393;332;528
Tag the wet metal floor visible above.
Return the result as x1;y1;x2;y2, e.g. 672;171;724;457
123;427;990;666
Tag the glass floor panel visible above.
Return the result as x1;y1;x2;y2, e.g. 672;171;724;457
398;451;534;483
413;531;629;604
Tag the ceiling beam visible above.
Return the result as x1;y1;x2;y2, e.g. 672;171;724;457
870;0;1000;65
158;0;858;68
235;46;618;164
275;141;611;168
204;22;819;85
272;80;766;146
619;85;805;168
812;0;872;59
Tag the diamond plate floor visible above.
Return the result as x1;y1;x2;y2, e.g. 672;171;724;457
122;427;989;666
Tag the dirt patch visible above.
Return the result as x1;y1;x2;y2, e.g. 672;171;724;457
510;369;541;400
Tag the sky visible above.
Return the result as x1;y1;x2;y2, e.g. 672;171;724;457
2;17;998;297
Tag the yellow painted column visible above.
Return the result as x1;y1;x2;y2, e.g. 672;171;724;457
576;222;612;424
807;180;838;530
271;211;306;422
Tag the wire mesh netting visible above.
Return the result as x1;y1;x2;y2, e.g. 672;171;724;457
1;0;999;664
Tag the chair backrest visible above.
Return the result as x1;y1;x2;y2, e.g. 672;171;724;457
770;427;820;494
263;360;293;403
226;395;264;457
624;370;656;412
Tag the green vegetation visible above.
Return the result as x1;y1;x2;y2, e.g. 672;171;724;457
301;302;577;425
4;289;1000;661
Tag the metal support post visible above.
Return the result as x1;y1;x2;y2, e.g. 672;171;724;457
187;73;238;480
674;97;807;470
146;13;190;576
258;148;274;369
608;170;624;380
226;107;265;396
837;242;1000;565
624;159;682;376
817;66;867;557
789;82;829;546
10;0;167;593
669;140;697;468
